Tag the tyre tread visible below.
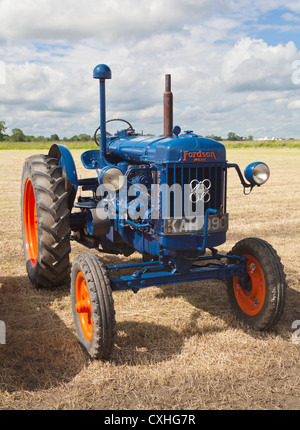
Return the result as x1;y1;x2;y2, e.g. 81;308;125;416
21;154;71;289
227;237;287;331
71;253;116;360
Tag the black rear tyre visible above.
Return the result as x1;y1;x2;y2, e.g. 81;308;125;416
21;154;71;288
227;238;287;331
71;253;116;360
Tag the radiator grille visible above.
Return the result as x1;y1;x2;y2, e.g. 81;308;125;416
166;163;227;218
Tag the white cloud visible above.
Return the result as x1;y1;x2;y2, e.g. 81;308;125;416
0;0;300;139
0;0;219;43
222;38;298;91
288;100;300;109
283;1;300;13
282;12;300;23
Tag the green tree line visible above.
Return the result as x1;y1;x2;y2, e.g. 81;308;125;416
0;121;92;143
204;132;253;141
0;120;260;143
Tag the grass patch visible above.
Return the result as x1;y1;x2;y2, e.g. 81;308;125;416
1;139;300;150
0;141;96;150
222;140;300;149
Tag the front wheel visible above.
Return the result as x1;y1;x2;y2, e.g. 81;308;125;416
227;238;287;331
71;253;116;359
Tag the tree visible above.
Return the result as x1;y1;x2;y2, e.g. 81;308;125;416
78;134;91;141
70;135;79;141
11;128;26;142
206;134;222;141
25;135;35;142
50;134;60;141
0;121;7;141
227;132;243;141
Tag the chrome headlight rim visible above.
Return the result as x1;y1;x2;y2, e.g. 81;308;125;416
99;166;125;191
245;162;270;186
252;163;270;185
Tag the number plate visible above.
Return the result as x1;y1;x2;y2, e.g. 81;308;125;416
163;213;229;235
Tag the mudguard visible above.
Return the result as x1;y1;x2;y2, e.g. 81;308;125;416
48;144;78;208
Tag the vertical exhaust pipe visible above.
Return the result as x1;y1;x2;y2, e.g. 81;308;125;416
164;74;173;137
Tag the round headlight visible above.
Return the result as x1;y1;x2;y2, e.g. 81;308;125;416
244;162;270;186
101;167;125;191
252;163;270;185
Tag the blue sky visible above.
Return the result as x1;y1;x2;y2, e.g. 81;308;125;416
249;8;300;47
0;0;300;139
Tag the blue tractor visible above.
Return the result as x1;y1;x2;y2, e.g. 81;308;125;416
21;64;287;359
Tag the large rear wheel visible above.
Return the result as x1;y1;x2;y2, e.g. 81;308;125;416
21;154;71;288
227;238;287;331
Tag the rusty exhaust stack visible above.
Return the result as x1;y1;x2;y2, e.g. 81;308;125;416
164;74;173;137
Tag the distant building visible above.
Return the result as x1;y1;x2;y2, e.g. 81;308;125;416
257;136;280;141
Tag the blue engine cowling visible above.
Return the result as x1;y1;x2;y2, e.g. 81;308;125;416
106;131;226;164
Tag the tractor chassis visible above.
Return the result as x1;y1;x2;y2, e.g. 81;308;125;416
106;252;248;293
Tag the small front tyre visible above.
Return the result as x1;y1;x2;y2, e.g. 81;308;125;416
71;253;116;359
227;238;287;331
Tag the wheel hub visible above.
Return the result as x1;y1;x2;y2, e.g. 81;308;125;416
75;272;93;341
233;254;266;316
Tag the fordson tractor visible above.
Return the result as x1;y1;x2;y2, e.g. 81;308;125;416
21;64;287;359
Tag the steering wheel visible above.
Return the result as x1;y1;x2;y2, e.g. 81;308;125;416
94;119;134;146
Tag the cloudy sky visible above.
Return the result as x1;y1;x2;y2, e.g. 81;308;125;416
0;0;300;139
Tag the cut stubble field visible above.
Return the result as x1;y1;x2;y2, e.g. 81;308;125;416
0;148;299;410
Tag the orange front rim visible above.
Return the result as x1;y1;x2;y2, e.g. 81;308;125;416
233;254;266;316
23;178;38;267
75;272;93;342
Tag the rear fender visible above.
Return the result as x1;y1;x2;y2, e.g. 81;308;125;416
48;144;78;209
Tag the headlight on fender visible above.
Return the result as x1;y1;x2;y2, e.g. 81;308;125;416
100;167;125;191
244;162;270;186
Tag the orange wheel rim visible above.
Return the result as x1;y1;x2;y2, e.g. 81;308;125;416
23;178;38;267
233;254;266;316
75;272;93;342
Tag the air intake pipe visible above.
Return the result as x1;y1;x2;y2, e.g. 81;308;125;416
93;64;113;167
